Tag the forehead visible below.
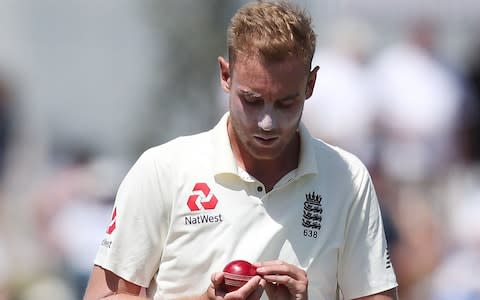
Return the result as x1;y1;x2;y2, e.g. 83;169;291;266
231;55;308;91
233;53;307;72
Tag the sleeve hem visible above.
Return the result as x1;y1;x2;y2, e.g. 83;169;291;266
94;260;150;288
343;282;398;299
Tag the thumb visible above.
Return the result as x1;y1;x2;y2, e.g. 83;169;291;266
210;272;227;297
211;272;225;288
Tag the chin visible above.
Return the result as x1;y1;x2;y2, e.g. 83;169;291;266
248;148;282;161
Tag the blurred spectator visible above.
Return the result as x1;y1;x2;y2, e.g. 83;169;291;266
366;18;464;300
0;72;17;300
0;75;14;183
302;17;377;167
32;148;127;299
427;38;480;300
368;19;463;183
458;39;480;165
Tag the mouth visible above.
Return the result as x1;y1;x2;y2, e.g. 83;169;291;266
254;135;278;145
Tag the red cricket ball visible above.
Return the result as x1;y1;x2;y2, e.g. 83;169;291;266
223;260;257;292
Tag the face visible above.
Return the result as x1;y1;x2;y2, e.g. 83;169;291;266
218;55;318;165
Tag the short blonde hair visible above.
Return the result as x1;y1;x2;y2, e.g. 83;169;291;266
227;0;316;72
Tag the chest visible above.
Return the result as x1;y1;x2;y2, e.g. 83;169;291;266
163;176;349;267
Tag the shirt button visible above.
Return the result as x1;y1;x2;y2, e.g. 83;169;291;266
257;186;263;192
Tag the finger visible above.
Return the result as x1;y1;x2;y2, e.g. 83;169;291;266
210;272;226;298
264;281;277;296
225;275;263;300
252;260;284;267
211;272;225;287
255;263;307;281
264;280;289;299
262;274;294;286
258;277;267;289
248;277;267;300
263;273;308;296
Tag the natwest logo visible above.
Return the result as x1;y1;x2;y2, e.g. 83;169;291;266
187;183;218;211
106;207;117;234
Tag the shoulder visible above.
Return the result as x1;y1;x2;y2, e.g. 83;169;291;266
311;138;369;179
122;130;214;185
140;130;213;164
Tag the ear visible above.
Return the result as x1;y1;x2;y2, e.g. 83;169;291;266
218;56;231;93
305;65;319;99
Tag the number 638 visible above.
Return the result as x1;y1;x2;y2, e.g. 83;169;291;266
303;229;318;238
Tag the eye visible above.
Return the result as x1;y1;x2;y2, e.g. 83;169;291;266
277;99;295;108
241;95;261;106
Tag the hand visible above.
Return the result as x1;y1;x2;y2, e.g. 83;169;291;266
204;272;266;300
254;260;308;300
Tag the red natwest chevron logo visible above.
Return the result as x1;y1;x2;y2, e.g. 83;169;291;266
106;207;117;234
187;183;218;211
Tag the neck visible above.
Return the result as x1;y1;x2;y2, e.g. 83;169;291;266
228;122;300;191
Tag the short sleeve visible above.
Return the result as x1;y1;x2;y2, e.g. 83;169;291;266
94;148;171;287
338;167;398;299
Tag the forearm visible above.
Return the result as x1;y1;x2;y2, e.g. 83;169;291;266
102;294;148;300
100;292;208;300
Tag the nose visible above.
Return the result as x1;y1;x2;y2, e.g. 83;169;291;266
258;112;274;132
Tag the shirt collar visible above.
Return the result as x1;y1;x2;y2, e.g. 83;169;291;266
296;121;319;177
211;112;239;176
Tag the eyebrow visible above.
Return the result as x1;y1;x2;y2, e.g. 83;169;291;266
277;93;300;101
238;89;299;101
239;89;262;99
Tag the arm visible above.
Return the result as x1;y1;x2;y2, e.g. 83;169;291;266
339;166;398;299
83;265;145;300
353;288;398;300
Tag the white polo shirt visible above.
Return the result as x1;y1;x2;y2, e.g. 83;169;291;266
95;113;397;300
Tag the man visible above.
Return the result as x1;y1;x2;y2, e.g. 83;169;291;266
84;1;398;299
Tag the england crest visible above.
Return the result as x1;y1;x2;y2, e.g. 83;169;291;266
302;192;323;230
